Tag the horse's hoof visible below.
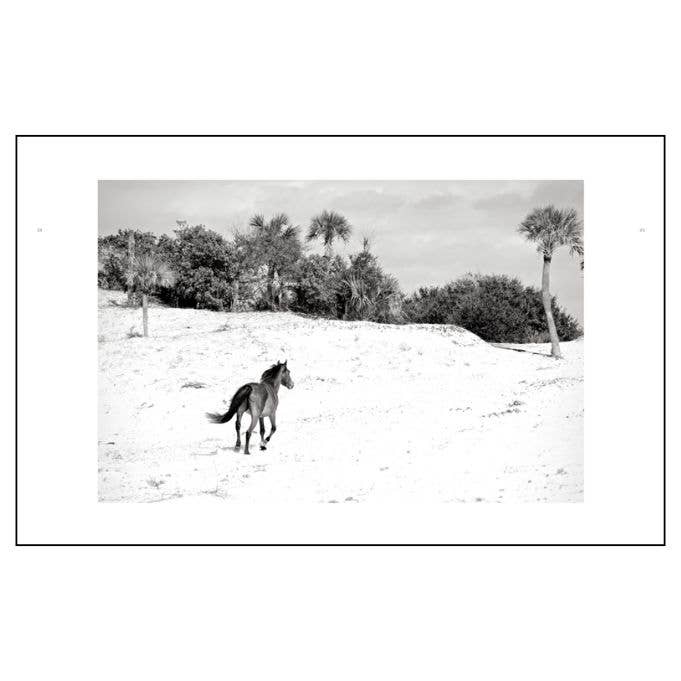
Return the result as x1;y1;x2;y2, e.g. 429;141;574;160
244;451;250;456
234;446;241;451
260;446;267;451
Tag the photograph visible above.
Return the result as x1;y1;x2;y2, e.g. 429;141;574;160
97;179;584;504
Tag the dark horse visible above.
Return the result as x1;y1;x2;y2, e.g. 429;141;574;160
206;361;294;455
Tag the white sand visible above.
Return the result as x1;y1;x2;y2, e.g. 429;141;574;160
98;289;583;503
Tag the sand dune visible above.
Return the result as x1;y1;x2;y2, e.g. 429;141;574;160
98;289;583;503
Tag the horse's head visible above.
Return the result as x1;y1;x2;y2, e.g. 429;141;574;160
280;360;294;389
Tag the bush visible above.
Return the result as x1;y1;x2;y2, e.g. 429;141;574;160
290;249;404;323
98;229;158;290
291;255;345;316
339;250;403;323
174;266;232;311
163;225;234;310
404;274;581;343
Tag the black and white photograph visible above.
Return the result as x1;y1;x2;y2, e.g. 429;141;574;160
17;134;664;547
97;180;584;504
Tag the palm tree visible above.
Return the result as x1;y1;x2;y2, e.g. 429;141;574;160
134;254;174;337
249;213;301;310
307;210;352;257
518;205;583;358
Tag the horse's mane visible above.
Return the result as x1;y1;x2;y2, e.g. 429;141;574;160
261;363;284;383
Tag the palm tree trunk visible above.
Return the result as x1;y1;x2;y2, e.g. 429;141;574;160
274;270;283;310
542;255;561;358
267;264;276;310
142;293;149;337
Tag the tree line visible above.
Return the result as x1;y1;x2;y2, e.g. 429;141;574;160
98;206;582;353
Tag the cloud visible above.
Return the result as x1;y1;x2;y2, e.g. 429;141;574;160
331;190;405;214
472;192;527;212
472;181;583;214
530;180;583;211
412;192;462;210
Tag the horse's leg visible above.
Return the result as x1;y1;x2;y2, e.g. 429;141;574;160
234;404;246;450
244;409;259;456
259;418;268;450
266;413;277;443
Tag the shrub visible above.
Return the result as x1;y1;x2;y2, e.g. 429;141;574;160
98;229;158;290
291;254;345;316
340;250;403;323
404;274;581;343
164;225;234;310
173;265;232;311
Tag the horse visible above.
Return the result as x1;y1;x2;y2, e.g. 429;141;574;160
206;360;294;455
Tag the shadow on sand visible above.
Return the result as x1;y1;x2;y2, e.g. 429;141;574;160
490;343;551;357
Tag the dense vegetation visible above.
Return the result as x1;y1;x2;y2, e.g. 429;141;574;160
403;275;581;343
98;214;582;342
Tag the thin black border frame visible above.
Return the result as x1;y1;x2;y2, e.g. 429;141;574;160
14;134;666;547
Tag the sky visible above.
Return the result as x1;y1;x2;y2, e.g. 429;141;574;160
98;180;584;323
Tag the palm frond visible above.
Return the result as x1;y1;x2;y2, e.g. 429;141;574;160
249;213;266;229
344;273;374;318
270;213;290;230
307;210;352;247
307;218;323;241
282;225;299;240
518;204;583;259
134;254;175;292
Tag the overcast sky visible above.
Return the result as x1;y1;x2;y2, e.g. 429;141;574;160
99;180;584;323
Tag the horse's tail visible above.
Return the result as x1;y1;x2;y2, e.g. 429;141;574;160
206;384;252;424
